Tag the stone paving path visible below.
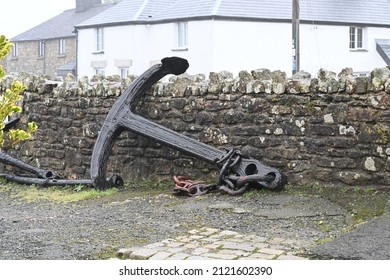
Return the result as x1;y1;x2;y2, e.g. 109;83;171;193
116;227;309;260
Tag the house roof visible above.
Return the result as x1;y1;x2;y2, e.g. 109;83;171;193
76;0;390;28
376;39;390;65
57;60;77;71
12;4;113;42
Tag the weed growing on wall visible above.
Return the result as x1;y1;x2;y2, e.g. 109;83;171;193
0;35;37;150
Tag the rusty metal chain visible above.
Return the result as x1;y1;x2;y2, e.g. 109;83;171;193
173;149;274;196
172;176;216;196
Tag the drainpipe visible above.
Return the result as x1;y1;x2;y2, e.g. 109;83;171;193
74;28;79;79
42;40;46;75
292;0;300;75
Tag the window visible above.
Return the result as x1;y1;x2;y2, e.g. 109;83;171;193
176;22;188;48
96;28;104;52
59;39;66;55
349;27;365;50
11;43;18;57
38;40;45;57
94;67;105;75
119;67;129;79
352;71;369;77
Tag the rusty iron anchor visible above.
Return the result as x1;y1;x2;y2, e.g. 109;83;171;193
0;118;61;183
90;57;287;193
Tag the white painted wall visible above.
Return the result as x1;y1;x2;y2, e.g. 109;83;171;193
77;19;390;79
212;20;389;77
77;20;214;78
211;20;291;75
77;25;147;77
300;24;388;76
77;28;97;78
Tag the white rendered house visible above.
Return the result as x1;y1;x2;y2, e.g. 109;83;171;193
75;0;390;78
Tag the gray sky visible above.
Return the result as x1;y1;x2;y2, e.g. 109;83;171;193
0;0;75;38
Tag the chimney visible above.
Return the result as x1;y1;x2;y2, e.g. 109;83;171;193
92;0;102;5
76;0;102;13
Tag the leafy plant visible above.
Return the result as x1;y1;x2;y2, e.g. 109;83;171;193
0;35;37;150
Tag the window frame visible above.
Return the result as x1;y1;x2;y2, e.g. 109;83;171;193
175;22;188;49
119;67;129;79
59;38;66;55
94;67;105;76
11;43;18;58
38;40;45;57
349;26;365;50
96;27;104;52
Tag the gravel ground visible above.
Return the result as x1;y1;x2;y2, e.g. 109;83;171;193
0;183;387;260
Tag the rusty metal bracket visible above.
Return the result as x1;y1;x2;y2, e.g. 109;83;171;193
90;57;287;192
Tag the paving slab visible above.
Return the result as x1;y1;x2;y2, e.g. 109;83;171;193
117;227;309;260
311;212;390;260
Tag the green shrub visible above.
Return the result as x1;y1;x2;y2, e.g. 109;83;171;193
0;35;37;150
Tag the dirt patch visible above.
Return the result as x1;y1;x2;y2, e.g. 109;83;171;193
0;182;388;259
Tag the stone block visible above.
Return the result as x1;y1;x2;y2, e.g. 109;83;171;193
130;248;159;260
3;66;387;187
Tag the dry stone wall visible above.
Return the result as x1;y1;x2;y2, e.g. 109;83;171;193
1;66;390;187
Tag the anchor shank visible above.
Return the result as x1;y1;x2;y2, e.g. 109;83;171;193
120;113;223;163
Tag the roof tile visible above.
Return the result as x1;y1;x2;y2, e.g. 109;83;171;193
76;0;390;27
12;4;113;41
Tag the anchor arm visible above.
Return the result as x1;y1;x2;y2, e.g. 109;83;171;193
0;151;57;179
90;57;190;190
